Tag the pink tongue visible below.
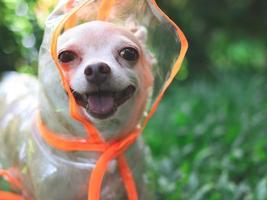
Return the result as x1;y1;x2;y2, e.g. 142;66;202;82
87;94;115;115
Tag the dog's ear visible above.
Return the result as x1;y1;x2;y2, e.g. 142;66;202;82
130;26;148;44
125;17;147;43
125;18;157;65
131;26;157;65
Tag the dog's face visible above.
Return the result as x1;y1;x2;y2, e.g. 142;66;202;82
57;21;153;139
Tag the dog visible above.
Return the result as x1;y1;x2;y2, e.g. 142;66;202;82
0;20;154;200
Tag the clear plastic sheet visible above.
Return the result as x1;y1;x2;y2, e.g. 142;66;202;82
39;0;183;132
0;0;187;199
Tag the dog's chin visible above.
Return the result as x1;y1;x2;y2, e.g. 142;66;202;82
71;85;136;120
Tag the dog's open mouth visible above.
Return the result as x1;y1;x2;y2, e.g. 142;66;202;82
71;85;136;119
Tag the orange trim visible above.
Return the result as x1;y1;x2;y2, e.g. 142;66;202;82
118;155;138;200
87;130;139;200
64;0;77;30
97;0;116;20
0;191;23;200
64;14;77;31
37;115;107;152
142;0;188;129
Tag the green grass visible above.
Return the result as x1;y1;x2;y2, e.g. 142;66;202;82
144;72;267;200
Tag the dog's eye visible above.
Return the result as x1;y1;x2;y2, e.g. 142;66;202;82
58;51;77;63
119;47;139;61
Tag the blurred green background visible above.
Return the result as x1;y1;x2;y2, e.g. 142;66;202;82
0;0;267;199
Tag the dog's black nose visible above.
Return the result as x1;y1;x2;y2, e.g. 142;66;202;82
84;62;111;84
